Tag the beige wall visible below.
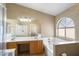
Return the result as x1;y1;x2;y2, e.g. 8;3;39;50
6;3;55;37
55;4;79;40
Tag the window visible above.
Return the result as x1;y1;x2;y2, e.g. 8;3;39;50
56;17;75;40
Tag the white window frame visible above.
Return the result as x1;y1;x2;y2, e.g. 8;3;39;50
56;17;75;40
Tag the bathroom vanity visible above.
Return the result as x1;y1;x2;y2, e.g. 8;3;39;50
6;37;44;56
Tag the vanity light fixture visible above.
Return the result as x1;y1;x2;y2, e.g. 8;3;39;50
19;16;32;22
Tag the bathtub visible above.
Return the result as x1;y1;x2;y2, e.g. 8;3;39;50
42;37;74;56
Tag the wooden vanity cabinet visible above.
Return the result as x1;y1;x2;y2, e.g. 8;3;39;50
6;40;43;55
7;42;16;49
30;40;43;55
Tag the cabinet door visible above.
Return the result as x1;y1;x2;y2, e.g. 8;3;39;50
7;42;16;49
30;40;43;54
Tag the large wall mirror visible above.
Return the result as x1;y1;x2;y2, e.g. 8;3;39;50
6;19;41;37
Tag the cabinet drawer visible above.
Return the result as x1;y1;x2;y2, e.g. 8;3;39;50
7;42;16;49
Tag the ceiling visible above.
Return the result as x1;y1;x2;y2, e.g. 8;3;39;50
17;3;75;16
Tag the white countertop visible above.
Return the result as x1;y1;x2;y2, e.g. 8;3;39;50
42;37;79;45
6;37;79;45
4;49;16;52
6;37;43;42
0;49;16;56
50;38;79;45
54;41;79;45
0;49;15;52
